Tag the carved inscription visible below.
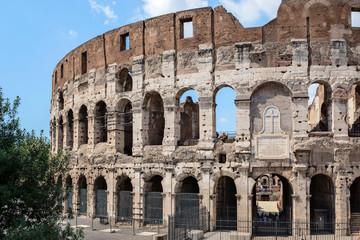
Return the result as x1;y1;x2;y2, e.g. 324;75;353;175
255;106;289;159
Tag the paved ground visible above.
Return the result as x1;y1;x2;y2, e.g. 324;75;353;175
60;216;167;240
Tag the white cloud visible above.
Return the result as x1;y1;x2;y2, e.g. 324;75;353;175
68;30;78;39
89;0;118;24
219;0;281;26
142;0;208;17
112;1;116;5
220;118;228;123
128;7;146;23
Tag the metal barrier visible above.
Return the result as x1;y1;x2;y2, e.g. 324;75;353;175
145;192;163;225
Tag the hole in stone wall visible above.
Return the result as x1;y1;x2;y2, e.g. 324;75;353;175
179;90;199;146
181;18;193;39
120;33;130;51
219;154;226;163
215;87;236;140
61;64;64;78
55;71;58;84
352;9;360;27
308;83;331;132
81;51;87;74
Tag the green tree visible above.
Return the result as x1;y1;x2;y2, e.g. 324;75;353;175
0;87;83;239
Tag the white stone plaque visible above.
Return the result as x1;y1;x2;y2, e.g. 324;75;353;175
255;106;289;159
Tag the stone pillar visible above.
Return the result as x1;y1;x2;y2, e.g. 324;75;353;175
74;181;80;216
63;119;69;150
107;169;115;224
332;90;349;141
209;194;217;231
292;94;309;141
132;107;143;158
236;165;251;223
330;39;348;67
200;164;212;214
133;166;143;228
163;166;174;221
73;117;79;150
291;39;308;68
291;164;308;224
198;97;215;160
87;114;95;146
335;170;347;236
234;99;251;152
162;102;179;156
235;42;251;70
88;177;95;218
106;110;116;153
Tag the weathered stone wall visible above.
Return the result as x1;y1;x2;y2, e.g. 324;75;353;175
51;0;360;235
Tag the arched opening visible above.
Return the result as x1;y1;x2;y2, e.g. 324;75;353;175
144;92;164;145
59;91;64;110
350;177;360;234
57;175;63;208
52;119;56;152
58;116;64;152
116;99;133;155
116;176;133;222
116;68;132;92
67;109;74;150
252;174;292;236
78;105;88;145
215;86;236;141
215;176;237;230
177;90;199;146
94;176;107;218
349;84;360;136
308;83;332;132
176;177;199;214
310;174;334;234
78;175;87;216
65;175;73;213
94;101;107;144
144;175;163;224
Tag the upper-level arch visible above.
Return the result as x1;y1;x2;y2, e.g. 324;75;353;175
116;68;132;93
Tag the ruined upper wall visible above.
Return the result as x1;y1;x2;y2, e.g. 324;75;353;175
52;0;360;93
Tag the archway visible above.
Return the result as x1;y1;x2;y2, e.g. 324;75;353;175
94;101;107;144
78;105;88;145
215;176;237;230
65;175;73;213
143;92;164;145
308;83;331;132
116;99;133;155
67;109;74;149
144;175;163;224
78;175;87;216
116;68;132;92
349;84;360;136
350;177;360;234
177;89;199;146
58;116;64;151
252;174;292;236
176;176;199;213
94;176;107;218
310;174;334;234
215;86;236;140
116;176;133;222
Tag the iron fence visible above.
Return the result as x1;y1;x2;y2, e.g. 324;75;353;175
95;189;107;218
168;207;209;240
117;191;133;222
144;192;163;225
79;188;87;215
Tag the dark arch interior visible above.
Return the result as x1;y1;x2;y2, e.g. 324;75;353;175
116;68;132;92
78;175;87;215
78;175;87;189
310;174;334;233
145;175;163;224
58;116;64;151
94;176;107;190
95;101;107;144
65;176;72;188
67;109;74;149
146;93;164;145
117;177;133;191
148;175;163;192
79;105;88;145
124;102;133;155
180;177;199;193
216;176;237;230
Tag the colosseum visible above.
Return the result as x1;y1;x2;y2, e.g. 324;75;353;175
51;0;360;238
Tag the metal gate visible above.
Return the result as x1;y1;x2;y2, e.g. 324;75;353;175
145;192;163;224
117;191;133;222
79;188;87;215
67;190;73;213
175;193;199;213
95;189;107;218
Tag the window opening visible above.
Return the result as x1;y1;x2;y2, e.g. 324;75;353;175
81;51;87;74
120;33;130;51
181;19;193;39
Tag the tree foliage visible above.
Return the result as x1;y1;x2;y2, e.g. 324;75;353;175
0;87;83;239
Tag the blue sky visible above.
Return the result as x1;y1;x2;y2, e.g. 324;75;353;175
0;0;283;138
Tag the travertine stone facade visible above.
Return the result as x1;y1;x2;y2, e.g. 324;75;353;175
52;0;360;236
